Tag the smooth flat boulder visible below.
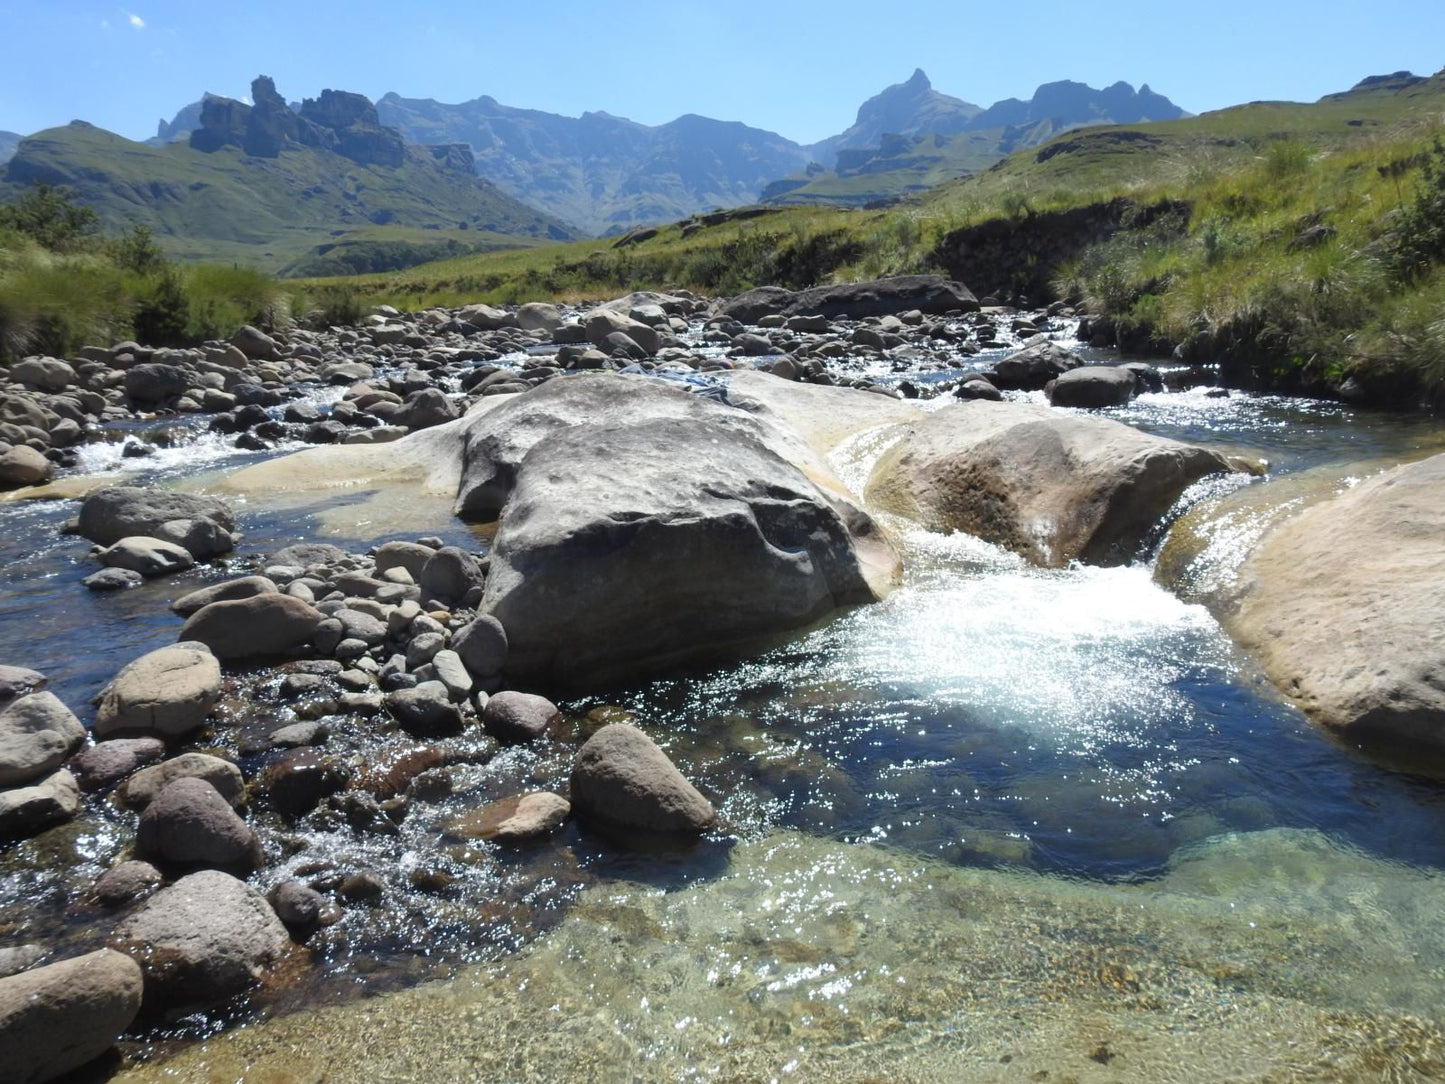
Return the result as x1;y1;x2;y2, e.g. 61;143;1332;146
719;275;978;324
180;594;324;660
0;692;85;787
114;870;289;1012
92;644;222;738
443;791;570;843
472;377;895;685
570;724;714;835
865;400;1244;567
0;949;144;1084
481;691;561;744
1157;453;1445;752
77;486;235;547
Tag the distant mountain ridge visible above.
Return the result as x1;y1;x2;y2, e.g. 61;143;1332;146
810;68;983;166
1;76;578;272
374;93;810;235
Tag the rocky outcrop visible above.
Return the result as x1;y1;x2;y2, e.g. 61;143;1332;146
115;870;289;1012
866;400;1245;567
1157;453;1445;752
719;275;978;323
464;376;897;685
570;724;715;835
0;949;144;1084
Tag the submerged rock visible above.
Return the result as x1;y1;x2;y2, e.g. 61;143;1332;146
866;400;1245;567
0;949;144;1084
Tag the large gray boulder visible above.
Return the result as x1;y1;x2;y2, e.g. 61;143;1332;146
180;594;324;659
465;376;895;685
70;737;166;792
865;400;1245;567
719;275;978;324
77;486;235;547
114;870;290;1011
93;645;222;739
570;724;715;835
97;536;196;577
0;692;85;788
481;691;560;744
0;769;80;840
0;444;52;489
136;777;262;871
171;575;279;617
1157;452;1445;752
0;949;144;1084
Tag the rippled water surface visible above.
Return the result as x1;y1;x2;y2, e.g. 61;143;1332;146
5;356;1445;1080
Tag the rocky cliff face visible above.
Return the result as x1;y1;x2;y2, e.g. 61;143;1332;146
189;76;405;169
809;69;982;167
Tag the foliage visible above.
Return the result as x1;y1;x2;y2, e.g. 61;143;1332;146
1382;137;1445;283
0;183;99;251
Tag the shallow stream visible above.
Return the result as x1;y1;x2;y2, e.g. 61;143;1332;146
4;337;1445;1081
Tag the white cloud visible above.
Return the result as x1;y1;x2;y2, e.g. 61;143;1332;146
128;12;145;29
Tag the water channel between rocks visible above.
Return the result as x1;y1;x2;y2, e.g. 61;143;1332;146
4;337;1445;1081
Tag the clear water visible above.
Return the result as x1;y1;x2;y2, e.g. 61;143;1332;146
4;351;1445;1081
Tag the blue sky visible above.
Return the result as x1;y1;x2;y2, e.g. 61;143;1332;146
0;1;1441;144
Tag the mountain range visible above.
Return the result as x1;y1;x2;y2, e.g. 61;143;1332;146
0;70;1187;268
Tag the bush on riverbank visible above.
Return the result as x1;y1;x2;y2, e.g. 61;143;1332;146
0;184;291;360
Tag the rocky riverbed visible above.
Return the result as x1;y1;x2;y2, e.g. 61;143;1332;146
2;274;1444;1081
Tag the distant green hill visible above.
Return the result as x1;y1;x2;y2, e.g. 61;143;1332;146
0;83;581;275
0;131;19;166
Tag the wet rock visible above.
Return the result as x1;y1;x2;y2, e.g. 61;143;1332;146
82;567;144;591
171;575;279;617
118;751;245;811
92;644;222;739
0;949;144;1084
268;721;328;748
270;542;348;568
70;737;166;792
0;945;44;979
267;880;324;938
954;376;1003;401
338;870;385;903
97;535;196;577
992;338;1085;390
355;744;445;798
0;691;86;787
482;690;561;744
417;546;485;607
0;665;46;706
0;769;81;840
136;777;262;872
571;724;715;836
181;594;324;660
77;486;235;548
450;614;507;685
1048;365;1138;408
261;749;349;817
150;516;236;559
1160;452;1445;751
471;377;889;686
865;400;1244;567
386;682;464;737
444;791;570;843
114;870;289;1012
93;860;163;907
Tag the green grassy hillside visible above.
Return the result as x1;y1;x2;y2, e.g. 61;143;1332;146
1;121;579;273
